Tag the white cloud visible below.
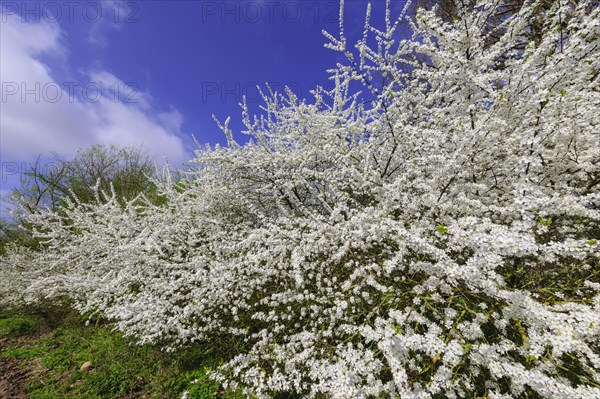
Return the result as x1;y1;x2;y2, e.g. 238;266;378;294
0;12;190;168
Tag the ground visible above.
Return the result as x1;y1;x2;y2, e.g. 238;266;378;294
0;338;28;399
0;309;246;399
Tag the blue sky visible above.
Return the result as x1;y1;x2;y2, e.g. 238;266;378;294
1;0;411;210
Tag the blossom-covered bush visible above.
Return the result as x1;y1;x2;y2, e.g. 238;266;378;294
2;1;599;398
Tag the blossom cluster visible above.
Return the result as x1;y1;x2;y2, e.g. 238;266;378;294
1;1;599;398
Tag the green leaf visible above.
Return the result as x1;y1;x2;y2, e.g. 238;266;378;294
586;240;597;246
538;217;552;227
436;225;449;234
559;89;567;96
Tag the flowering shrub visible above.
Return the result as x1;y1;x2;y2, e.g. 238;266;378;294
2;1;599;398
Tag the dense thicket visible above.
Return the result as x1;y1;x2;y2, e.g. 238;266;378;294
1;1;599;398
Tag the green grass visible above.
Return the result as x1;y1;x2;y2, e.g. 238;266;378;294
0;309;246;399
0;312;44;336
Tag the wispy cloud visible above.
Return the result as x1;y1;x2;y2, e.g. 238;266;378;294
87;0;138;47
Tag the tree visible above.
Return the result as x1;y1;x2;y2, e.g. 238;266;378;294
1;1;599;398
10;144;161;216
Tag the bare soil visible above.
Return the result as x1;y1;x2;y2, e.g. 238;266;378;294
0;339;28;399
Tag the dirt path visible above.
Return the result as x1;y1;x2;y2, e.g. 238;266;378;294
0;339;28;399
